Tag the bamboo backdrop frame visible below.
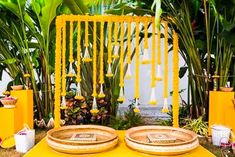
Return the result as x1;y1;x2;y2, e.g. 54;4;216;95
54;15;179;128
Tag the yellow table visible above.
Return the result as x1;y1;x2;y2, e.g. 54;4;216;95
24;131;215;157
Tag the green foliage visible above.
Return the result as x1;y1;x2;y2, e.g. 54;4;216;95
183;117;208;136
109;102;144;130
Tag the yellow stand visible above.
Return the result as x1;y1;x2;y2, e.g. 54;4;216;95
11;90;34;129
208;91;235;135
24;131;215;157
0;90;33;139
0;107;22;139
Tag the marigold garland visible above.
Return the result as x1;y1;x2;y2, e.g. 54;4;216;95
76;21;81;83
54;17;62;128
112;21;119;59
142;20;151;64
92;20;97;97
135;21;140;99
162;22;169;113
156;25;162;81
61;18;66;97
172;30;179;127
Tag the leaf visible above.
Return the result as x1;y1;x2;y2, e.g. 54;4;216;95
31;0;62;37
3;58;17;64
179;66;188;78
0;64;5;81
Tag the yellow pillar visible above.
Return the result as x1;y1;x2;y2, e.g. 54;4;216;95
208;91;235;135
11;89;34;129
0;107;22;139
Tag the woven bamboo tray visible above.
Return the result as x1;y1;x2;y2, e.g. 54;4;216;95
125;126;199;155
46;125;118;154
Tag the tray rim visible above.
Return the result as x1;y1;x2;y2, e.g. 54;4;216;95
125;125;198;146
47;125;118;145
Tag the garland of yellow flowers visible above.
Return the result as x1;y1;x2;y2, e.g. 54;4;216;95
156;25;162;81
112;21;119;59
83;20;92;62
54;17;62;128
134;21;140;113
98;21;105;98
117;19;125;102
67;20;75;77
162;22;169;113
90;19;99;115
75;20;84;100
60;17;67;110
142;19;151;64
106;21;113;77
149;20;157;105
126;20;132;79
172;30;179;127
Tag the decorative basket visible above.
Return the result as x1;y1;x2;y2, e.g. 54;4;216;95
11;85;23;90
219;87;233;92
0;97;18;108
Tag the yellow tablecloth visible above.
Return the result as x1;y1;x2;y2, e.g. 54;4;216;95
24;131;215;157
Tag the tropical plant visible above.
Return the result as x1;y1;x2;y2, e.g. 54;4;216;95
109;101;144;130
183;116;208;136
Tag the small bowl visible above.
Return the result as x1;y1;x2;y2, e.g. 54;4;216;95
219;87;233;92
0;97;18;108
11;85;23;90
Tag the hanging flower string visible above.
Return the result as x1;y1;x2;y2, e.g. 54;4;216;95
134;20;140;112
149;20;157;105
117;19;125;102
156;25;162;81
142;19;151;64
90;19;99;115
98;21;105;98
106;21;113;77
67;20;75;77
54;17;62;127
61;18;67;110
75;20;84;100
112;21;119;59
172;30;179;127
125;19;132;79
82;20;92;62
162;22;169;113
